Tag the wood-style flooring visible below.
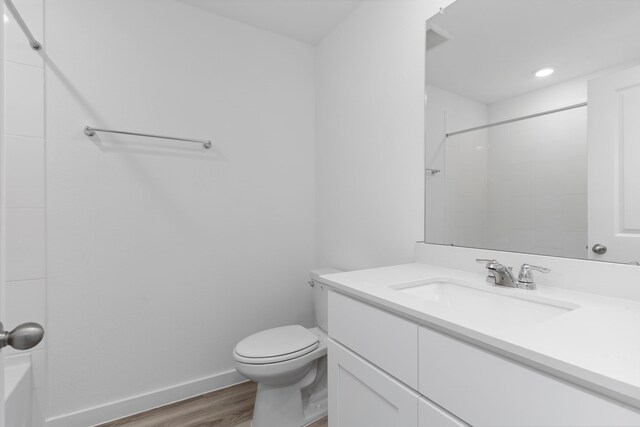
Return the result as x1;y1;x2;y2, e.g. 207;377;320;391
97;381;328;427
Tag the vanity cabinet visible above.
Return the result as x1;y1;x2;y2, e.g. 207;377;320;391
327;290;640;427
328;340;419;427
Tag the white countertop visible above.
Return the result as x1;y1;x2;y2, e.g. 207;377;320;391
320;263;640;409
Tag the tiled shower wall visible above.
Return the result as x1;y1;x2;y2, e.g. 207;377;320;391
425;78;588;259
425;85;489;248
486;79;588;258
2;0;46;424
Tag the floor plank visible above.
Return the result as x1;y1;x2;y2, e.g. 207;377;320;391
97;381;329;427
97;382;257;427
308;416;328;427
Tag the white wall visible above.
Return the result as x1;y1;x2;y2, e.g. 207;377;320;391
315;0;454;271
487;79;588;258
425;85;488;248
44;1;316;424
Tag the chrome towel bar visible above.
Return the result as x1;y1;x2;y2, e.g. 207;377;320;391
84;126;212;149
4;0;41;50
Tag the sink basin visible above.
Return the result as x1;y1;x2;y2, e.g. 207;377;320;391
394;279;579;327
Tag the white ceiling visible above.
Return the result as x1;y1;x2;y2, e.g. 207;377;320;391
426;0;640;104
182;0;362;45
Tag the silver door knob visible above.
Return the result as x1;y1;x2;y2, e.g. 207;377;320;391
592;244;607;255
0;321;44;351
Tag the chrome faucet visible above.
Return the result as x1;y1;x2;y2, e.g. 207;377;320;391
476;259;550;290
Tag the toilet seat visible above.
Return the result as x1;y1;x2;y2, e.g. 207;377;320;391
234;325;319;365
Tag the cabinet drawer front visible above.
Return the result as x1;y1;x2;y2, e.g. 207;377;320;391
418;397;468;427
328;339;419;427
328;290;418;388
419;327;640;426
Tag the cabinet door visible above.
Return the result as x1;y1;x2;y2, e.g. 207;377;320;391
328;339;419;427
418;397;468;427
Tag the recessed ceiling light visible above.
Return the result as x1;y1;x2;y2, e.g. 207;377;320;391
3;13;9;23
534;67;555;78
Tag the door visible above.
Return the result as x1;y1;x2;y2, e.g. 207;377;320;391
328;339;419;427
588;64;640;263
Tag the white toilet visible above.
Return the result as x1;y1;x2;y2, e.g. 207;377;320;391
233;268;341;427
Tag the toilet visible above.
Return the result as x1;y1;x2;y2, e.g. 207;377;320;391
233;268;341;427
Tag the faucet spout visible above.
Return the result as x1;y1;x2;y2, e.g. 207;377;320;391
488;264;518;287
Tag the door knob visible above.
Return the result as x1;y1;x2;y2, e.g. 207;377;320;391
0;321;44;351
592;244;607;255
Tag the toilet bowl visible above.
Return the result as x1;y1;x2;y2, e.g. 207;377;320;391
233;268;341;427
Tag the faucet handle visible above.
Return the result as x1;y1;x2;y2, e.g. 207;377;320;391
522;264;551;274
517;264;550;289
476;259;499;283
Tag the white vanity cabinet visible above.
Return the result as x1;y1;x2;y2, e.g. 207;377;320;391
327;290;640;427
328;340;419;427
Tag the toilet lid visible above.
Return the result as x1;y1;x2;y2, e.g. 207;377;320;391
234;325;319;364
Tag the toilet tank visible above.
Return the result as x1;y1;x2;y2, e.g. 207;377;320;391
310;268;343;332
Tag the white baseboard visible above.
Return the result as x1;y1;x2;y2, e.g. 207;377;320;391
46;369;247;427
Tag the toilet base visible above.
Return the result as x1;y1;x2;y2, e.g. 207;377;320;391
251;357;327;427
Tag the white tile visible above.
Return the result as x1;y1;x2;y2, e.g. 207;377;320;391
563;156;587;195
536;194;564;214
4;279;46;354
5;135;45;208
534;160;564;195
509;196;535;230
556;109;587;158
536;213;564;232
535;230;564;249
5;209;45;281
489;212;513;233
488;193;510;213
510;230;536;253
3;0;43;67
535;178;563;196
533;246;565;257
564;231;588;259
5;62;44;137
564;194;588;232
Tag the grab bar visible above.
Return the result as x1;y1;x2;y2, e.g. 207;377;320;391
4;0;41;50
84;126;212;149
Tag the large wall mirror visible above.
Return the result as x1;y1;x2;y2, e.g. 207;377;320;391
424;0;640;265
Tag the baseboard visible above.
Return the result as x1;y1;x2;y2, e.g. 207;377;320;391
45;369;247;427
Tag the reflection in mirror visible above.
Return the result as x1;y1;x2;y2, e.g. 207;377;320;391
424;0;640;265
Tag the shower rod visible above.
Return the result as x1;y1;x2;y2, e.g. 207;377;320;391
84;126;213;149
445;101;588;138
4;0;41;50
